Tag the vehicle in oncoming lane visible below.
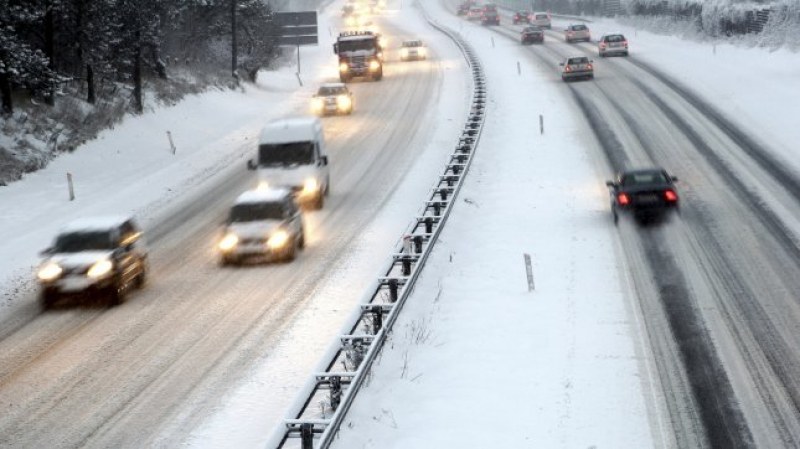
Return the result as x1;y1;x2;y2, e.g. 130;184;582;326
400;39;427;61
218;188;305;266
560;56;594;81
606;168;680;224
311;83;353;116
37;216;148;307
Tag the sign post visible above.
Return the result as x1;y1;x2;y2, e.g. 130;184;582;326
273;11;319;84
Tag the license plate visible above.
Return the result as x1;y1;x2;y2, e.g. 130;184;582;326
636;194;658;204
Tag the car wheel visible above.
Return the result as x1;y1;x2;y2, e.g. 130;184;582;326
40;290;58;309
133;259;147;289
108;279;125;306
284;239;298;263
313;192;324;210
613;210;619;225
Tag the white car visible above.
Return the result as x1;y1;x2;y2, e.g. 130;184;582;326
218;188;305;265
400;40;427;61
37;216;148;307
311;83;353;116
565;24;591;43
531;12;551;29
599;33;629;57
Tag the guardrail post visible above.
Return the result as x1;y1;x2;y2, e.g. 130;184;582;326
371;305;383;333
413;235;423;253
301;423;314;449
402;257;411;276
330;376;342;411
440;189;449;200
389;279;398;302
433;202;441;216
425;217;433;233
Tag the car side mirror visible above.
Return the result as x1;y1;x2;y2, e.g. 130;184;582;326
320;155;329;166
590;59;594;63
247;159;257;170
39;247;53;256
559;62;564;66
605;181;616;188
333;43;339;54
671;176;679;182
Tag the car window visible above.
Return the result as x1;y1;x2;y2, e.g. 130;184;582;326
568;57;589;65
572;25;587;31
54;231;115;252
229;202;285;222
606;35;625;42
258;142;315;166
535;14;548;19
622;172;668;186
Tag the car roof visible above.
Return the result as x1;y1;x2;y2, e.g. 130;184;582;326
234;188;292;205
320;82;346;89
60;216;131;233
259;116;321;144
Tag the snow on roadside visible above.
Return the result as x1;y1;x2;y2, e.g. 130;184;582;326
331;2;658;448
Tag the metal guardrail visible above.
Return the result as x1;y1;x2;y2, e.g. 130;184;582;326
263;10;488;449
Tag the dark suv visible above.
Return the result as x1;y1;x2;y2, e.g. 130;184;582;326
37;216;148;307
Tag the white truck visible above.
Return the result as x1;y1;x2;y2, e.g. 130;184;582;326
247;117;330;210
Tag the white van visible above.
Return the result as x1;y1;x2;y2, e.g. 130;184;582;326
248;117;330;210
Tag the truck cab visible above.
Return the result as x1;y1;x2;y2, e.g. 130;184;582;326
247;117;330;210
334;31;384;82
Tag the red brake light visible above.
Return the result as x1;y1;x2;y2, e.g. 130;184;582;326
600;42;607;48
587;64;593;70
565;66;572;72
617;193;630;205
623;40;629;47
664;190;678;202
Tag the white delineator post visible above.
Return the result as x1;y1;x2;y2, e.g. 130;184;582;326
67;172;75;201
523;253;534;291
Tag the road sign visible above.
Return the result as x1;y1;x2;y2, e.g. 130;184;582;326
274;11;318;46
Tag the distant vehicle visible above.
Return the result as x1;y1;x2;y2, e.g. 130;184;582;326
467;7;483;21
400;40;427;61
606;168;680;224
599;33;629;56
521;26;544;44
247;117;330;210
512;11;531;25
560;56;593;81
218;188;305;265
457;3;470;15
334;31;383;82
37;216;148;307
311;83;353;116
565;24;591;43
531;12;551;29
480;3;500;25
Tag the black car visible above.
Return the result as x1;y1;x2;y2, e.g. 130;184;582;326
521;26;544;44
513;11;531;24
606;168;679;224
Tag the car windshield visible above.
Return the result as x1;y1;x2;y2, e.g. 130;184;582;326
525;27;541;32
229;203;284;222
568;57;589;65
402;41;422;47
318;86;346;96
622;172;668;186
53;231;115;252
571;25;587;31
258;142;314;166
606;35;625;42
535;14;548;19
338;39;377;52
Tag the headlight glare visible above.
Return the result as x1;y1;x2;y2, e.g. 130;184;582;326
401;48;409;58
339;62;349;73
87;259;113;279
219;233;239;251
38;262;63;281
311;98;324;112
303;178;320;194
267;230;290;250
336;95;351;110
369;60;380;71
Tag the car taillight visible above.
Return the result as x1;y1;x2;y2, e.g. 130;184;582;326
600;42;607;48
617;192;630;205
587;64;593;70
623;40;629;47
664;190;678;202
565;66;572;72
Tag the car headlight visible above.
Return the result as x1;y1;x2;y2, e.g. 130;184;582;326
257;180;270;191
378;37;388;48
87;259;113;279
339;62;349;73
37;262;63;281
345;16;356;26
369;60;380;71
311;97;324;112
418;48;427;56
401;48;409;58
336;95;352;110
302;178;320;194
218;233;239;252
267;230;290;250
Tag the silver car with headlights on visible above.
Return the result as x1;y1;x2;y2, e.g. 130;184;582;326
400;40;427;61
218;188;305;266
311;83;353;116
37;216;148;307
